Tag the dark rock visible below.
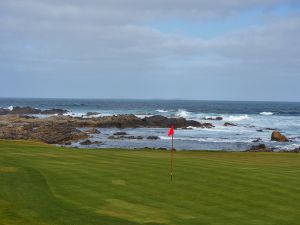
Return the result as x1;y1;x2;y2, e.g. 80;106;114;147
41;108;68;115
108;135;143;140
11;106;41;115
256;129;263;132
113;132;127;136
224;122;237;127
271;131;288;142
80;139;92;145
200;123;215;128
252;138;262;143
246;144;273;152
80;139;102;145
266;128;277;131
147;136;160;140
206;116;223;121
86;112;100;116
142;115;209;128
291;147;300;153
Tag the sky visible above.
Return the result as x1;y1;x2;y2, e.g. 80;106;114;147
0;0;300;101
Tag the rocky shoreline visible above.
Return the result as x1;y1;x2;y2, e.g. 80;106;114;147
0;106;298;152
0;107;214;145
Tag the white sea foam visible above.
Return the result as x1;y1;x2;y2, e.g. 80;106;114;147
156;109;168;113
224;115;249;122
6;106;14;111
175;109;191;118
260;112;274;116
63;112;85;117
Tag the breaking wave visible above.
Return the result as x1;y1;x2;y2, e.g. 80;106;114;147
260;112;274;116
175;109;191;118
224;115;249;122
156;109;168;113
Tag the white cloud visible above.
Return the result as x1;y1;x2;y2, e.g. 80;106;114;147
0;0;299;100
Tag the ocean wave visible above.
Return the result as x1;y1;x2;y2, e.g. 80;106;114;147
224;115;249;122
156;109;168;113
260;112;274;116
175;109;191;118
6;106;14;111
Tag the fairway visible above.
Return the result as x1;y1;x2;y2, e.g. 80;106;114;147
0;140;300;225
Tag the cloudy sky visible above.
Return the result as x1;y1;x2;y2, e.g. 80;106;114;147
0;0;300;101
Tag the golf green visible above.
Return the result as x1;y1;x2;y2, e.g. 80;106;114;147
0;140;299;225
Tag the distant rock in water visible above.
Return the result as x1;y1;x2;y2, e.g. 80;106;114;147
0;106;68;115
147;136;160;140
41;108;68;115
252;138;262;143
271;131;288;142
224;122;237;127
113;132;127;136
86;112;100;116
205;116;223;121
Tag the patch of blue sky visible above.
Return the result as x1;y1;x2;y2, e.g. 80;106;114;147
148;4;300;39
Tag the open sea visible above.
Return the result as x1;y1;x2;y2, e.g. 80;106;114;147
1;98;300;151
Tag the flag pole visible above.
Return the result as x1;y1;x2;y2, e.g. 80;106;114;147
170;133;174;181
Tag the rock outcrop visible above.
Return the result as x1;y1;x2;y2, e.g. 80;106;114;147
0;122;87;144
271;131;288;142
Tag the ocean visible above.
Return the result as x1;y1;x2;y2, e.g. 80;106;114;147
1;98;300;151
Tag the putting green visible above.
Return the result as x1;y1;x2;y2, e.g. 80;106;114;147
0;140;299;225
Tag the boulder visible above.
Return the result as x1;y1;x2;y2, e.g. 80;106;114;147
271;131;288;142
256;129;263;132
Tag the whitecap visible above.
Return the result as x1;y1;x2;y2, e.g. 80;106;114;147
156;109;168;113
6;106;14;111
224;115;249;122
175;109;191;118
260;112;274;116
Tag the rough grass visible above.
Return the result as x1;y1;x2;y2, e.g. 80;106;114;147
0;140;300;225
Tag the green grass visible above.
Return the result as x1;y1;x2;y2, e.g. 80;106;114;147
0;140;300;225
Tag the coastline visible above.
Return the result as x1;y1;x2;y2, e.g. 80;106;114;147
0;105;298;152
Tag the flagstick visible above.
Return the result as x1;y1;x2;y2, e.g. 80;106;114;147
170;134;174;181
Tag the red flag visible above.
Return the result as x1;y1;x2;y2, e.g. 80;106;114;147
168;125;174;136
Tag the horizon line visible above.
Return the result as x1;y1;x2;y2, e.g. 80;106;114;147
0;96;299;103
